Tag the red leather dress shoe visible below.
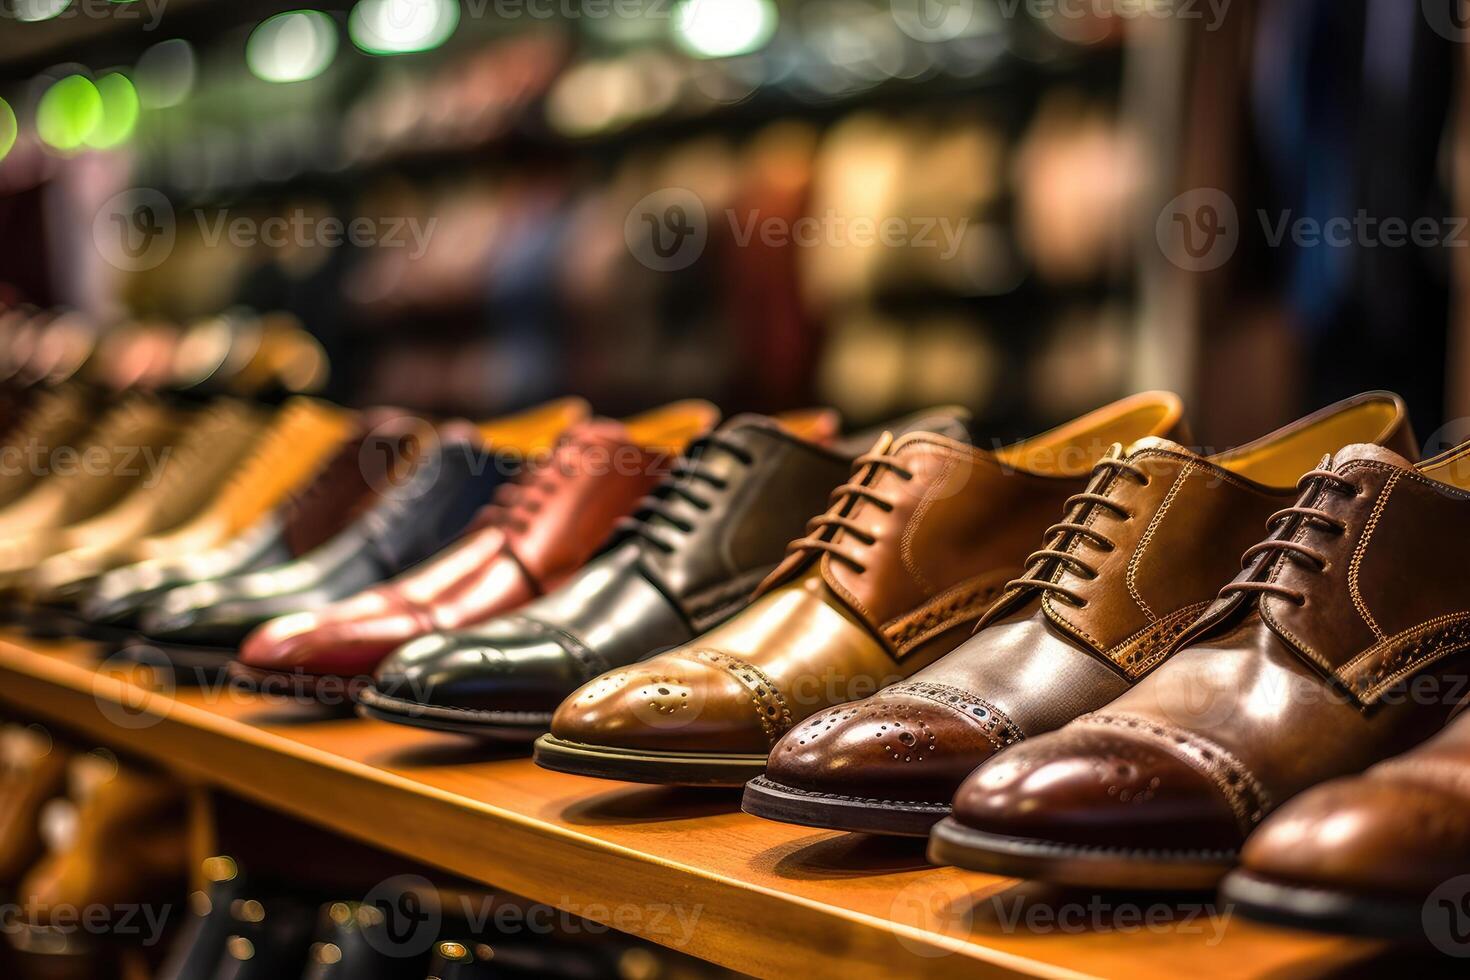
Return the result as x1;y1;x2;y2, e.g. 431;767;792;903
232;402;725;690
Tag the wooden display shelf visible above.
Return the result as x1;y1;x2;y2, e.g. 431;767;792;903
0;633;1393;980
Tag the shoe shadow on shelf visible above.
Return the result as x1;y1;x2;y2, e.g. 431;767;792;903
372;740;530;768
559;785;740;826
758;833;932;881
964;880;1231;940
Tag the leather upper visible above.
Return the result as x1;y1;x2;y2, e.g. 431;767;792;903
235;404;721;677
761;392;1419;806
370;412;874;718
550;392;1193;757
1238;704;1470;897
947;433;1470;856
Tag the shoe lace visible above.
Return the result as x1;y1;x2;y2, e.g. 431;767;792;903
614;434;755;554
1002;448;1151;608
783;450;916;573
1218;467;1358;606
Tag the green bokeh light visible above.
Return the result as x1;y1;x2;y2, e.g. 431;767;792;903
348;0;459;55
37;75;104;153
86;73;141;149
0;99;17;163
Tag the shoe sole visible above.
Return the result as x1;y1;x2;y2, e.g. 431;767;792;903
1220;870;1430;942
354;687;550;742
740;775;948;836
534;734;767;786
926;817;1237;889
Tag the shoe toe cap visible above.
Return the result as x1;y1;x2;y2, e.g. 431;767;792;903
551;650;781;754
1240;776;1470;896
950;717;1248;853
764;687;1019;805
373;621;581;713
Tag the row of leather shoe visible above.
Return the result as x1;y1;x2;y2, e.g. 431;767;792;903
67;397;709;686
11;380;1470;945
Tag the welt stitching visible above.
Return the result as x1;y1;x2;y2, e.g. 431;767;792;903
1126;462;1190;622
1347;470;1397;641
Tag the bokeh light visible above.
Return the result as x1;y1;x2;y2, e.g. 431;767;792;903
36;75;103;153
136;39;197;108
674;0;777;59
85;73;141;149
13;0;70;22
0;99;16;163
348;0;459;55
246;10;339;83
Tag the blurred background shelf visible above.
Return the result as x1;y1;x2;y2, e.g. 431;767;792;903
0;633;1397;980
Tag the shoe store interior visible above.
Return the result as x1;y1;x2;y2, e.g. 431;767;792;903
0;0;1468;977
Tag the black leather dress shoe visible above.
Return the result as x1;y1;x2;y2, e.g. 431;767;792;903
118;432;506;685
356;411;969;742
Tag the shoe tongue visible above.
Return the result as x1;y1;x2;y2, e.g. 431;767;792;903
883;406;973;444
718;410;841;445
1330;442;1415;470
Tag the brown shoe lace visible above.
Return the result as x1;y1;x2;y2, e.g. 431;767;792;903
783;450;916;573
1218;467;1358;606
1002;449;1150;608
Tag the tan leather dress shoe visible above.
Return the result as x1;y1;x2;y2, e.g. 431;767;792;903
1221;703;1470;943
536;392;1187;785
0;395;180;591
930;430;1470;889
0;384;96;510
746;391;1416;835
26;399;267;601
115;397;355;566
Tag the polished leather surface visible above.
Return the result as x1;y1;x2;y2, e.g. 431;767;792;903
27;399;268;600
370;413;872;721
759;392;1419;810
946;437;1470;858
1236;705;1470;898
551;392;1191;758
236;403;720;679
139;429;504;646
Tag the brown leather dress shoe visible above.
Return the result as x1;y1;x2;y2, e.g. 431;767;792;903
1220;705;1470;942
231;401;724;687
928;433;1470;890
745;391;1416;835
536;392;1188;786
